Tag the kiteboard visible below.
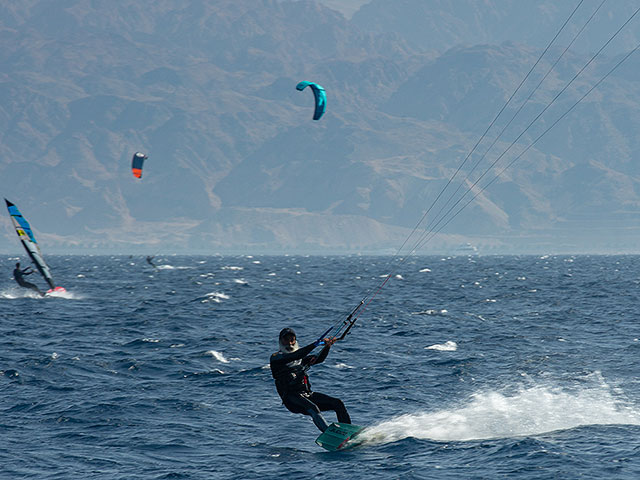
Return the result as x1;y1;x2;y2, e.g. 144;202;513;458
315;422;365;451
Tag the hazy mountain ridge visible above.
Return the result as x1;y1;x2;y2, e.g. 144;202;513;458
353;0;640;55
0;0;639;254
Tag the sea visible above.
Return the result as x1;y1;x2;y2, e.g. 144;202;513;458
1;254;640;479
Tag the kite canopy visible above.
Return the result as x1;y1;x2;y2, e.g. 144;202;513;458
131;152;148;179
296;81;326;120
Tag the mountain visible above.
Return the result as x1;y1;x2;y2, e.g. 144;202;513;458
352;0;640;55
1;0;639;254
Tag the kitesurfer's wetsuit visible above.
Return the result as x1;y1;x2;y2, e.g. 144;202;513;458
13;265;43;296
270;342;351;432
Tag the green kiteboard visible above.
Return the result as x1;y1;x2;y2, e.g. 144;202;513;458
315;422;365;451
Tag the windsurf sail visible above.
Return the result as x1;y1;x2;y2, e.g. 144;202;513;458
5;199;56;290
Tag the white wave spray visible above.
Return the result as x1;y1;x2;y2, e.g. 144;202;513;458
362;380;640;444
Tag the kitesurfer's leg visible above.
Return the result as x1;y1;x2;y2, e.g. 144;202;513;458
283;393;330;432
308;392;351;424
307;408;329;432
18;280;43;296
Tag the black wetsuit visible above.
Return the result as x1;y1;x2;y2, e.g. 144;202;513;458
13;267;43;296
270;342;351;432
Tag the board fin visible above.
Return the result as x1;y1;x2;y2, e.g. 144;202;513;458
315;422;365;451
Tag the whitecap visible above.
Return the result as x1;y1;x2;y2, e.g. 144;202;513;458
412;309;448;316
206;350;230;363
334;363;355;369
425;341;457;351
233;278;248;285
202;292;230;303
221;266;243;271
419;268;431;273
395;274;403;280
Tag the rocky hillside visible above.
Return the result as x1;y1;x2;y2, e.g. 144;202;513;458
0;0;639;254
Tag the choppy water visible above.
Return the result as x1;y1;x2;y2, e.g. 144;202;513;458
2;254;640;479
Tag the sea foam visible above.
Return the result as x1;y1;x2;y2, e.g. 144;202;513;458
425;341;457;351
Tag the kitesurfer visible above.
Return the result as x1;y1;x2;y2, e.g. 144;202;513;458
13;262;43;296
146;255;156;268
270;327;351;432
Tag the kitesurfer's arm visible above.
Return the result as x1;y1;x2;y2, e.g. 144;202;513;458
270;342;317;367
22;267;33;275
309;337;336;366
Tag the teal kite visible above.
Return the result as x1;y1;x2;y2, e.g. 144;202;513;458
296;81;326;121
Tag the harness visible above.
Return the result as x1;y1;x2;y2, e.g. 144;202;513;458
272;359;312;397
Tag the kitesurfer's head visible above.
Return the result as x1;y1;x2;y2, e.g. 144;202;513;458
279;327;299;353
15;262;20;268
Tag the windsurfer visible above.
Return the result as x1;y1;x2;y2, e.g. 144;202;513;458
270;328;351;432
13;262;43;296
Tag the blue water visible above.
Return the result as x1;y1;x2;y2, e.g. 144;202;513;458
2;254;640;479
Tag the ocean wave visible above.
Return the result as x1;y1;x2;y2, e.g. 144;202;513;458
206;350;230;363
412;309;448;316
201;292;230;303
425;341;457;351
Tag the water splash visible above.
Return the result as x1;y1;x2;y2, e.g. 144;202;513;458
425;341;457;351
156;265;192;270
206;350;236;364
201;292;230;303
46;289;82;300
0;288;44;299
363;381;640;444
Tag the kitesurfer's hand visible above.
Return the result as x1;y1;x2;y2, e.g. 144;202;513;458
324;337;337;346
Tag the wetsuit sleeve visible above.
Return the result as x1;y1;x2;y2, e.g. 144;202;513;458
310;344;331;365
270;343;316;367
